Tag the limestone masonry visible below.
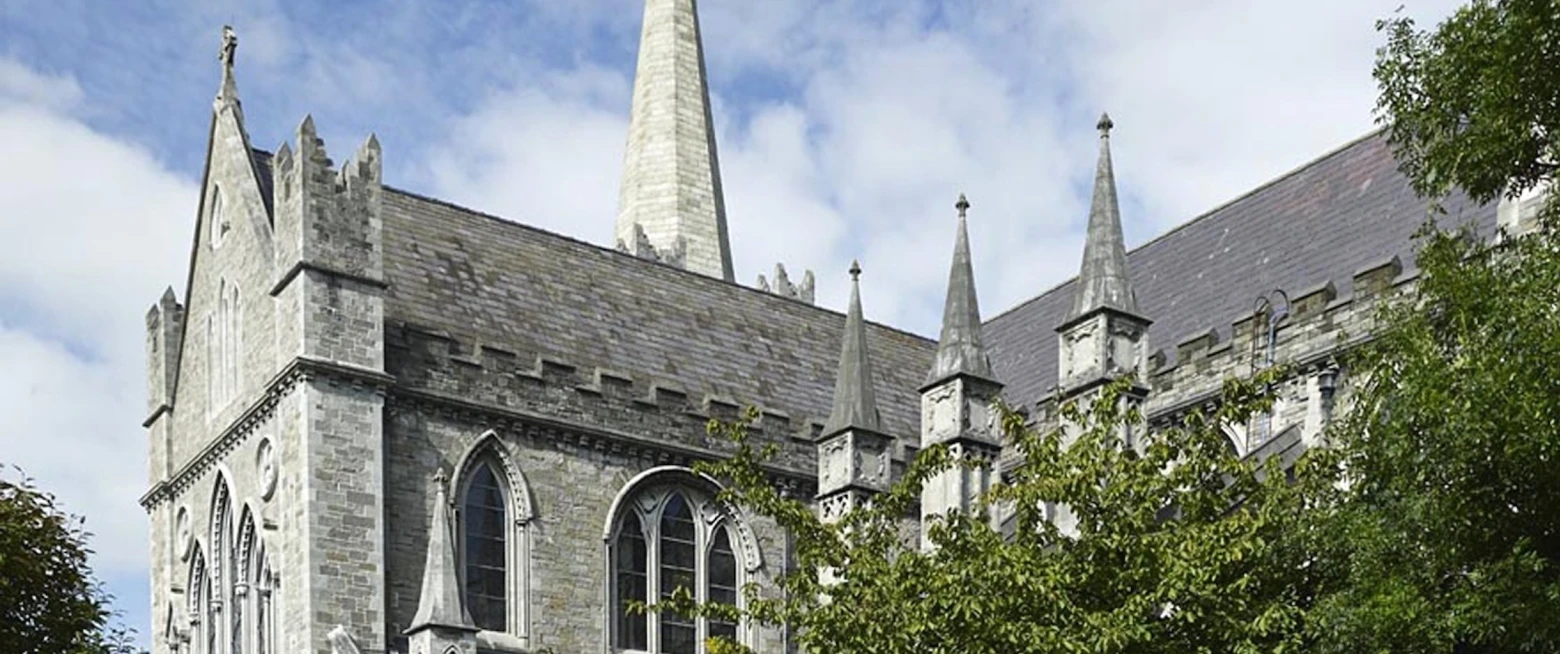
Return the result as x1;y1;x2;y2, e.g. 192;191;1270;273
142;4;1530;654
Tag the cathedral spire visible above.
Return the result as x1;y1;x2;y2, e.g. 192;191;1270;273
1068;113;1138;321
925;193;995;387
615;0;735;282
407;470;476;636
824;261;881;434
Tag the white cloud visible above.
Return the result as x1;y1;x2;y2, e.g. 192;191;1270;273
0;58;197;644
0;58;83;111
423;65;632;246
413;0;1467;339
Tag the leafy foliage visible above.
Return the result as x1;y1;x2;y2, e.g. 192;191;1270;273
1375;0;1560;207
1331;3;1560;648
660;371;1338;654
0;466;141;654
1312;222;1560;653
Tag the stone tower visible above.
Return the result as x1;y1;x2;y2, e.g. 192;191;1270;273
918;195;1003;549
142;26;390;654
615;0;736;282
1056;114;1152;416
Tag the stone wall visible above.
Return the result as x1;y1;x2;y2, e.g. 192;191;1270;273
383;325;811;653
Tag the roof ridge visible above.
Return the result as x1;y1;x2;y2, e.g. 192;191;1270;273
381;184;938;346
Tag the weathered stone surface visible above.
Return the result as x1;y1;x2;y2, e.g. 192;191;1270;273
616;0;735;281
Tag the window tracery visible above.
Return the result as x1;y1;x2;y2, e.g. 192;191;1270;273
608;469;753;653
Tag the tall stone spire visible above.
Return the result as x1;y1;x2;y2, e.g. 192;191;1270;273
825;261;880;434
1069;113;1137;320
926;193;995;387
817;262;891;530
406;470;477;652
615;0;735;282
1057;114;1151;400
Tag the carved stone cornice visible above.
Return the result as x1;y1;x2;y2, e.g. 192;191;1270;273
139;356;394;510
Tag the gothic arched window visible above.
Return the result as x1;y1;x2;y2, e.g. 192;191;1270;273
608;469;752;653
233;509;258;654
452;434;534;648
207;279;241;414
461;462;507;632
209;480;232;654
188;546;207;654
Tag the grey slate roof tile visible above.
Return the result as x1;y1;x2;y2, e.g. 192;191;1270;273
379;189;936;441
983;131;1498;407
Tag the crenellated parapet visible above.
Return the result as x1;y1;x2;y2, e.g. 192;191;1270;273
1005;251;1413;476
616;223;688;269
756;263;816;304
385;324;845;484
270;119;383;287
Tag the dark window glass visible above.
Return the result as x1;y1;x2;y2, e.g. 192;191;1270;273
707;525;739;644
615;512;648;650
462;463;507;632
660;494;697;654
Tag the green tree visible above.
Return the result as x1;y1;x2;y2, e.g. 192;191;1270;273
1374;0;1560;210
1305;2;1560;650
1310;223;1560;652
658;371;1338;654
0;466;140;654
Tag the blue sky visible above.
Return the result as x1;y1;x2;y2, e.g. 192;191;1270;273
0;0;1462;648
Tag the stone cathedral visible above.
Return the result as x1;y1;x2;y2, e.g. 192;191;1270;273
139;3;1538;654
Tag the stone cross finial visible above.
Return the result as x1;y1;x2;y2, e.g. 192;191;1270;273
219;26;238;69
955;193;970;218
849;259;862;281
1097;112;1114;137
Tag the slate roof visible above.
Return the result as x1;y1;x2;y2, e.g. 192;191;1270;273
983;130;1498;407
379;189;936;440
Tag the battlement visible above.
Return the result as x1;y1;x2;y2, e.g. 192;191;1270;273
756;263;816;304
384;323;911;478
270;116;384;291
616;223;688;269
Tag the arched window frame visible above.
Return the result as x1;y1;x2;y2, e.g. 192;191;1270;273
207;279;241;416
243;517;277;654
234;508;257;654
187;545;208;654
225;281;240;405
452;432;534;650
208;475;234;654
604;467;763;654
205;279;240;416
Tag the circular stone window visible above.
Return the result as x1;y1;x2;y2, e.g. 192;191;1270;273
256;436;278;501
175;506;192;561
